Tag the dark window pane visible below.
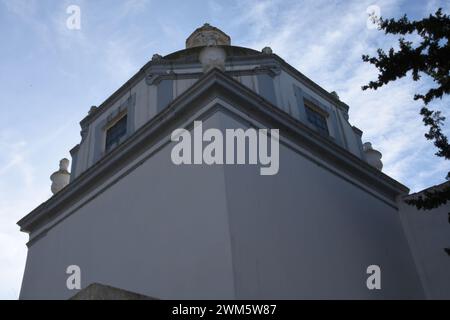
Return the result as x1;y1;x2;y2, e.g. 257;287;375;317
105;115;127;152
305;106;329;136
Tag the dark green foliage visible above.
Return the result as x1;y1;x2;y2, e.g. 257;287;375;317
362;8;450;211
405;184;450;209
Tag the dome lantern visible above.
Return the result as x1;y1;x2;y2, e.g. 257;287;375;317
186;23;231;49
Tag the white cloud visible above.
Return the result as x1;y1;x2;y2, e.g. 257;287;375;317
0;125;71;299
1;0;55;48
1;0;38;19
104;39;140;83
122;0;152;16
1;0;449;300
226;0;449;192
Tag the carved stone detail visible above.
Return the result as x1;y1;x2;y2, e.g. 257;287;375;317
151;54;163;61
50;158;71;194
145;71;168;85
262;47;273;54
199;46;227;72
186;23;231;49
253;64;281;78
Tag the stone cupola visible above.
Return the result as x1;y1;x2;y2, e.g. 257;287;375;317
186;23;231;49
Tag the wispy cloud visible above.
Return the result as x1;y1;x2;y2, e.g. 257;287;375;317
1;0;53;47
1;0;38;19
0;123;72;299
104;38;141;83
122;0;152;17
1;0;448;300
222;0;449;191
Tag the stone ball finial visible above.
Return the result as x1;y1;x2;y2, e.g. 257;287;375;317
262;47;273;54
186;23;231;49
152;54;162;61
59;158;70;171
330;91;340;100
88;106;98;115
50;158;71;194
363;142;383;171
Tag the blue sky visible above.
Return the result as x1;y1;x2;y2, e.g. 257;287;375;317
0;0;449;299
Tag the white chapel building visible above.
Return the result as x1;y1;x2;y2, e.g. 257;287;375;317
17;24;450;299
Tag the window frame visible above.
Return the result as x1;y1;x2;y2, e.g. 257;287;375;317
104;110;128;153
304;99;329;136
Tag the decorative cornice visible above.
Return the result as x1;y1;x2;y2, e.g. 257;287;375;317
145;71;171;85
145;70;203;85
79;48;349;133
253;64;281;77
18;68;408;238
143;63;282;86
69;144;80;156
270;53;349;112
352;126;363;137
105;93;136;124
403;180;450;200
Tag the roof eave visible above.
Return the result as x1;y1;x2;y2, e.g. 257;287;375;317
18;68;408;235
